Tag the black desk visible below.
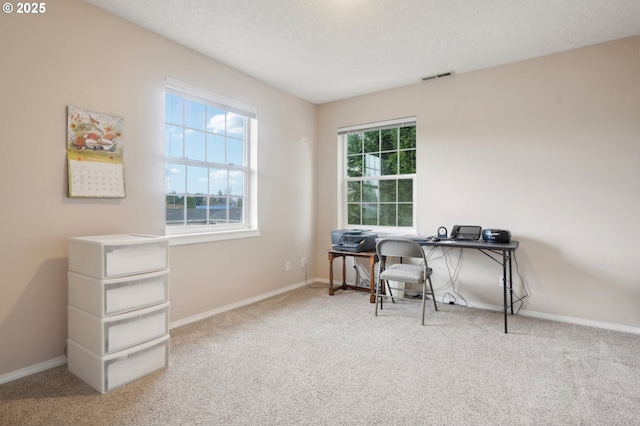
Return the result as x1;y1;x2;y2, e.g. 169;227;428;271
418;239;519;333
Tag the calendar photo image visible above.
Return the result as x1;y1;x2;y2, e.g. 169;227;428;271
67;106;126;198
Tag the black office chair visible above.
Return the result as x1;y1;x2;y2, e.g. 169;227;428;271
375;237;438;325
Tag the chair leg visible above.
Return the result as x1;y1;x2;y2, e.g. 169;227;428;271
421;283;427;326
386;281;395;304
375;279;381;316
428;276;438;311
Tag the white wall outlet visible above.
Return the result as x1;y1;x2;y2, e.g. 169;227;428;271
286;261;291;272
301;257;307;267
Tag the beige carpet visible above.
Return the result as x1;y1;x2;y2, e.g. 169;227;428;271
2;284;640;425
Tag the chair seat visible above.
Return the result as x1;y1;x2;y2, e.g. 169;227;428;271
375;237;439;325
379;264;432;284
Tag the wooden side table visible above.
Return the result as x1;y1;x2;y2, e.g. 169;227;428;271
327;249;379;303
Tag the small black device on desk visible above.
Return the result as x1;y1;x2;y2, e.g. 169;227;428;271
450;225;482;241
331;229;377;252
482;229;511;243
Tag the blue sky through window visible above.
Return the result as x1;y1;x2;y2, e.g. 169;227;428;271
165;93;246;198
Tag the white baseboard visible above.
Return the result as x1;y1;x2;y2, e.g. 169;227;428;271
0;355;67;385
518;309;640;335
168;279;309;330
3;277;638;384
436;296;640;334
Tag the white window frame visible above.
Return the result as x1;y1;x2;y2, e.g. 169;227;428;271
165;78;259;246
337;117;418;235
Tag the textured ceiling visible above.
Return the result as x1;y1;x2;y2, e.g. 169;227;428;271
83;0;640;104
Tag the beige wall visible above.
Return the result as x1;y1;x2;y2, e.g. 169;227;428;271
316;37;640;329
0;0;316;376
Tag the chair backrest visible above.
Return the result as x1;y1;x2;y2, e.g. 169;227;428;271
376;238;426;262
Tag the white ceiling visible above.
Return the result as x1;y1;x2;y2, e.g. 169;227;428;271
83;0;640;104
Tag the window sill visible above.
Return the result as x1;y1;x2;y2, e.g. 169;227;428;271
167;228;260;246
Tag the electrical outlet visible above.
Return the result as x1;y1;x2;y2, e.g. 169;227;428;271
301;257;307;268
286;261;291;272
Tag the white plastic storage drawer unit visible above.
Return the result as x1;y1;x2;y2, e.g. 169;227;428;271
68;302;169;355
67;334;169;394
68;234;169;279
68;269;169;317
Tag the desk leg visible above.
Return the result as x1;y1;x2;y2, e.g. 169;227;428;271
369;256;376;304
509;254;514;315
341;256;347;290
503;250;508;334
328;252;335;296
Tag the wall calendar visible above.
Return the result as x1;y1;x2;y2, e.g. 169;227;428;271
67;106;126;198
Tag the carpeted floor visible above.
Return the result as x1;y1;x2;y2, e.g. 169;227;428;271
2;284;640;425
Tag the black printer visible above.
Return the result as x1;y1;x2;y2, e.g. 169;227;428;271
331;229;377;252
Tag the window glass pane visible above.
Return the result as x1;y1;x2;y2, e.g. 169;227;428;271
229;170;243;196
399;150;416;174
347;155;363;178
166;163;185;193
363;131;379;153
210;195;227;224
362;180;378;202
190;195;207;208
362;203;378;226
380;128;397;151
187;165;208;195
210;195;226;207
380;204;397;226
379;180;396;202
227;138;243;166
207;107;226;135
186;196;207;225
165;94;183;126
229;197;243;223
165;125;183;158
363;153;380;176
207;133;225;164
348;203;361;225
226;113;245;139
347;181;361;202
399;126;416;149
185;100;206;131
347;133;362;155
209;167;228;196
380;152;397;175
166;195;184;208
185;129;206;161
398;204;413;227
166;195;184;226
398;179;413;202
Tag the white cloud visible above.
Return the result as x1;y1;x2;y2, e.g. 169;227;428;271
207;114;225;133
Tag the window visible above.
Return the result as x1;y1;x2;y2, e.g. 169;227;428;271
164;78;258;242
339;118;416;230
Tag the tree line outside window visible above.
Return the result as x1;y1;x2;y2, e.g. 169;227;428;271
345;123;416;228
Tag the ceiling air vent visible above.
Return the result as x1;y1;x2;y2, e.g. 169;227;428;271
421;71;455;82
